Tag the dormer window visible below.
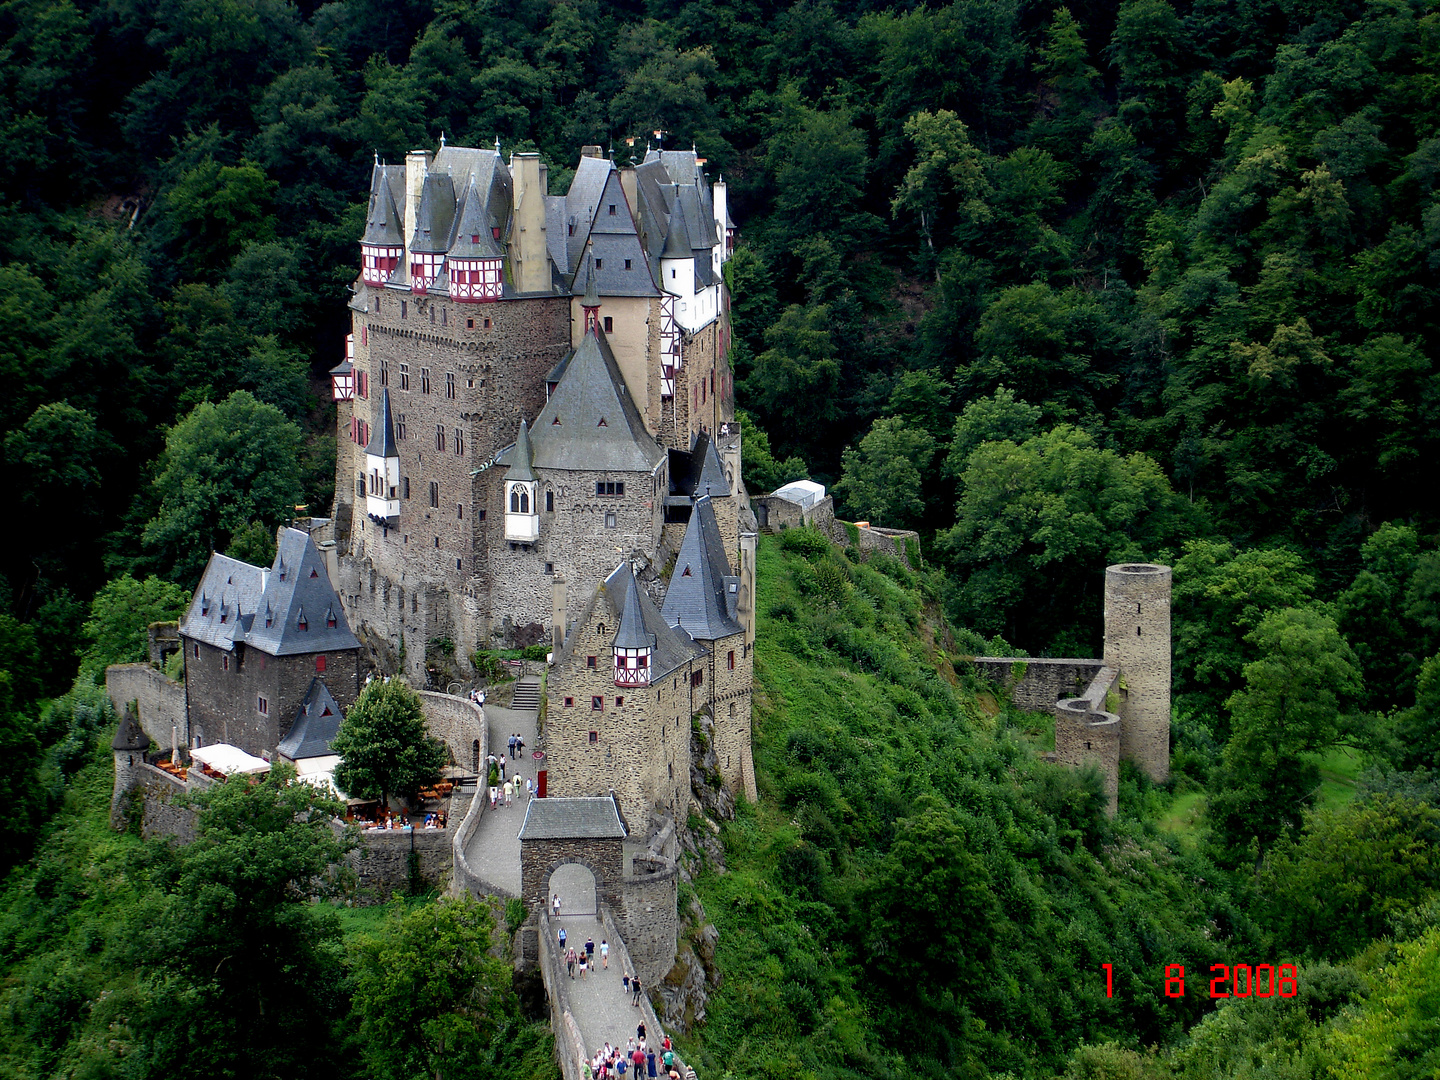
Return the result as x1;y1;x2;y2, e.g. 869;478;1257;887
492;226;501;240
296;608;308;631
310;568;319;578
471;234;480;244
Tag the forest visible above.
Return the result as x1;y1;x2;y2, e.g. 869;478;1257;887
0;0;1438;1076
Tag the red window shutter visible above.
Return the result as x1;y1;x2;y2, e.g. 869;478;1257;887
315;655;326;673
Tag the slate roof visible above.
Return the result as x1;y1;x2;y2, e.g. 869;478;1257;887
447;176;504;259
112;706;148;752
180;529;360;657
277;677;344;761
518;796;628;840
671;432;729;498
555;562;704;680
366;388;398;458
661;497;744;642
661;196;691;258
509;330;663;473
362;164;406;247
507;418;537;482
613;565;658;650
410;173;457;253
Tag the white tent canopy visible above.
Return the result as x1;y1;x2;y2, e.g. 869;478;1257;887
191;744;271;776
771;479;826;510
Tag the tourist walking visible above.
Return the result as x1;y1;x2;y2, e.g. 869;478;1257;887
647;1050;657;1078
508;733;517;758
623;971;631;995
553;893;562;916
558;926;567;951
600;938;609;968
585;936;595;962
503;778;513;806
637;1021;646;1043
578;950;588;979
567;948;576;978
632;976;643;1005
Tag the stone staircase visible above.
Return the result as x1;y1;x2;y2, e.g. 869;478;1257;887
510;675;541;712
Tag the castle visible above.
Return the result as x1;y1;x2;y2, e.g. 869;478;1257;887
327;139;756;824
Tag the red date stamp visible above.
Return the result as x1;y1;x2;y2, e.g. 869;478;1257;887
1102;963;1298;998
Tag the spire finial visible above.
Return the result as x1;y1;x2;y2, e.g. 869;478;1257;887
374;149;380;165
439;130;446;148
495;135;502;155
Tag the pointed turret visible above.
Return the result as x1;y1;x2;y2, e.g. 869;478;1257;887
580;253;601;334
447;175;505;302
504;419;540;542
613;563;657;686
662;497;743;642
361;165;405;285
365;389;401;523
409;173;457;293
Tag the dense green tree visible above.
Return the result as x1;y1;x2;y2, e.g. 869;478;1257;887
1257;793;1440;959
136;762;353;1079
349;895;534;1080
938;425;1193;652
141;391;306;585
332;679;447;810
1330;926;1440;1080
835;416;936;530
80;574;189;678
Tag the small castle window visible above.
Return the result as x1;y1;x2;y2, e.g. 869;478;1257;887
457;558;462;570
457;503;463;520
608;204;616;215
692;670;703;687
546;562;554;573
455;428;465;455
587;656;597;669
604;316;613;332
446;372;456;399
401;301;407;319
565;697;574;707
591;697;603;711
316;655;326;673
1136;626;1142;636
616;696;624;706
605;512;616;529
400;364;410;390
484;318;491;328
257;696;268;716
624;259;632;270
595;259;603;270
471;233;480;244
728;650;735;670
327;613;337;628
546;491;554;513
223;655;230;671
298;617;308;631
421;368;431;394
403;477;411;499
310;568;319;578
467;317;475;329
436;425;445;451
589;730;598;742
598;417;608;427
429;481;439;508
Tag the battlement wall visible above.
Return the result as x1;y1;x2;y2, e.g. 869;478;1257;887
105;664;187;751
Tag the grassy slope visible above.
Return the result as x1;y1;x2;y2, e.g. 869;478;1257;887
682;533;1250;1080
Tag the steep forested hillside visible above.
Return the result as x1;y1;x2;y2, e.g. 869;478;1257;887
686;532;1440;1079
2;0;1440;1076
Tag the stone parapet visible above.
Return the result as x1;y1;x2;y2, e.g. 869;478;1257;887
105;664;187;752
970;657;1108;713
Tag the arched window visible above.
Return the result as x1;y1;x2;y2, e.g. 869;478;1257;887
520;490;529;513
510;486;530;514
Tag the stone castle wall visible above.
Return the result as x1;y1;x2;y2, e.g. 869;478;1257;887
616;862;680;989
345;824;452;895
183;642;360;758
546;605;694;826
704;630;756;801
970;658;1109;713
416;690;486;771
105;664;186;750
1053;696;1122;816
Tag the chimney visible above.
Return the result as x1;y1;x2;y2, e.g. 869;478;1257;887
510;152;549;294
404;149;431;282
581;145;604;159
552;574;567;651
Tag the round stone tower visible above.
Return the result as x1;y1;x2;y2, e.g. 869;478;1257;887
1103;563;1172;783
1054;697;1121;816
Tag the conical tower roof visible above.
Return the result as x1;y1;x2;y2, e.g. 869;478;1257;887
581;253;600;308
661;194;691;258
112;705;148;752
661;497;743;641
613;566;657;650
366;389;398;458
506;418;537;482
362;166;405;247
448;176;505;259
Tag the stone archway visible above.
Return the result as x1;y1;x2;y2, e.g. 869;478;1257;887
518;796;628;914
549;863;597;916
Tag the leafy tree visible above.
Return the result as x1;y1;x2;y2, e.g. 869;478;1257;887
136;762;353;1079
332;679;447;810
80;574;189;678
141;391;306;585
945;385;1042;473
1257;794;1440;959
1330;926;1440;1080
835;416;936;530
938;425;1193;652
1225;606;1364;762
158;156;279;279
1395;654;1440;771
1171;541;1316;726
349;895;535;1080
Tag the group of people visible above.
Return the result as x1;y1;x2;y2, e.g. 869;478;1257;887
488;749;534;809
421;812;447;828
556;926;611;980
362;812;411;831
582;1031;680;1080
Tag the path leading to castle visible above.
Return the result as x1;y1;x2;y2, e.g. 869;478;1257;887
552;929;656;1061
462;683;539;897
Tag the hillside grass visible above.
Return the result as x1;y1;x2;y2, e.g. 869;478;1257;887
683;531;1249;1080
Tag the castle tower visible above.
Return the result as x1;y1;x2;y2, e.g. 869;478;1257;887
1054;697;1121;816
111;704;149;826
1104;563;1172;783
503;419;539;543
